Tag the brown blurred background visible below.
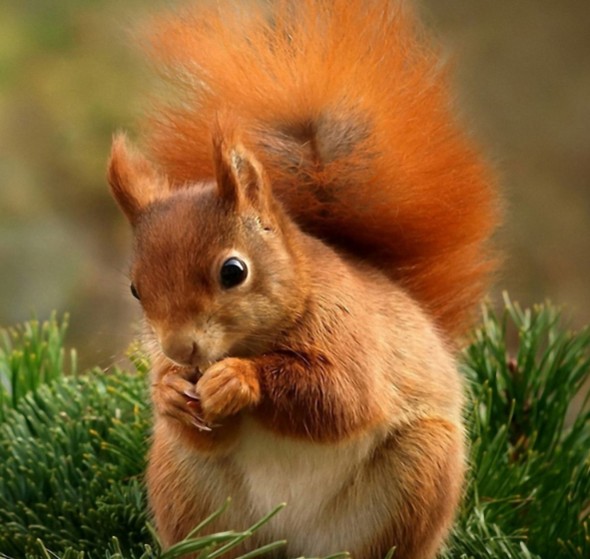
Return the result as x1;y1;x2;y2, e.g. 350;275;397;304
1;0;589;370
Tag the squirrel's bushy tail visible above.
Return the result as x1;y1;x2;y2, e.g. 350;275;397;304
141;0;500;337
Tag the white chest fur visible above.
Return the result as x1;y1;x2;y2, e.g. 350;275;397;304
231;419;389;555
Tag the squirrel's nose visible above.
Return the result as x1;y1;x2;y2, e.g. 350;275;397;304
159;332;199;367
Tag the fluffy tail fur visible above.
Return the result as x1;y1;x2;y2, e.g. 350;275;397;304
140;0;500;337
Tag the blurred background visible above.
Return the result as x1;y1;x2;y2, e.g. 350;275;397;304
1;0;589;370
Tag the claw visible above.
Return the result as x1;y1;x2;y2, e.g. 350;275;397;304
192;419;212;431
184;388;200;400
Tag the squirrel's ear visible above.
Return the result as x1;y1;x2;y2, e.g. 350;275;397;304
107;132;169;225
213;134;271;214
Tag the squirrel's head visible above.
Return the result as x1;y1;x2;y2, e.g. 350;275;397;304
107;132;308;370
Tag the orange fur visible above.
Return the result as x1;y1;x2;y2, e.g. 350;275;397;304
106;1;501;557
141;0;499;336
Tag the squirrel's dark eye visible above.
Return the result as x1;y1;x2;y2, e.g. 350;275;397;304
220;257;248;289
130;283;140;300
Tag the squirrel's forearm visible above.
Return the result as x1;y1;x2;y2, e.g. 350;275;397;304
250;350;384;442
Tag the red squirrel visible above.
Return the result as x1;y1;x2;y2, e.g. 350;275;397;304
107;1;499;557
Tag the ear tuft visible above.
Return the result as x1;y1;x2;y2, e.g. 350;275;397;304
212;127;271;214
107;132;169;225
212;131;242;208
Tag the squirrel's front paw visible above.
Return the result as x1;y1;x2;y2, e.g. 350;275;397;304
197;358;261;424
152;372;210;431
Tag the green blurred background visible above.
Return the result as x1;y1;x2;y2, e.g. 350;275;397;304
1;0;589;369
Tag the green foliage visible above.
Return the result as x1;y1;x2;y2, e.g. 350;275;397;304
444;295;590;559
0;300;588;559
0;316;151;557
0;314;76;421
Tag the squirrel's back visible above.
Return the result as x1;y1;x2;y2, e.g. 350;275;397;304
140;0;499;336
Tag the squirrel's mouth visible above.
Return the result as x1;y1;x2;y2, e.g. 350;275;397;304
182;357;226;380
184;367;202;383
166;362;203;383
